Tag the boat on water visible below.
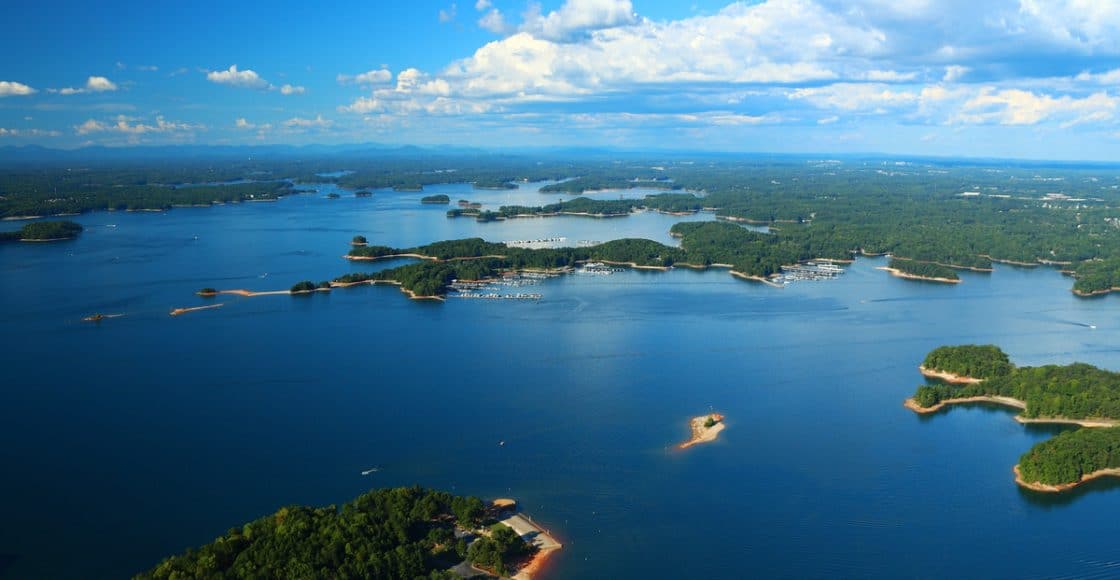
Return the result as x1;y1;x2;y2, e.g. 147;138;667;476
361;467;380;475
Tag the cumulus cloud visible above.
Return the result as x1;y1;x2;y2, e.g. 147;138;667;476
337;69;392;85
0;81;37;97
520;0;637;41
75;115;201;135
478;8;508;33
954;88;1117;126
284;114;333;128
206;65;269;89
0;127;60;137
279;84;305;95
56;76;119;95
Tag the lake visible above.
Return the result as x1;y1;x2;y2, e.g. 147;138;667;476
2;182;1119;578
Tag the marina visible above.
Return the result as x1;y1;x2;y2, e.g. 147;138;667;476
774;261;845;284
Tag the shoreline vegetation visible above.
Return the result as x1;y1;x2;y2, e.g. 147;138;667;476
678;413;726;449
7;158;1120;295
906;344;1120;492
0;220;83;242
337;221;817;299
878;258;961;284
138;486;557;580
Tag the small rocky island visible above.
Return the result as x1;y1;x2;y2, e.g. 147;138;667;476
679;413;726;449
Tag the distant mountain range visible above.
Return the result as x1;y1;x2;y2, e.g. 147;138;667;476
2;143;1119;169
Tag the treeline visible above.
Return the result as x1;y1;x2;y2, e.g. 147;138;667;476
922;345;1014;379
913;360;1120;420
0;179;294;218
1072;258;1120;295
1018;427;1120;485
887;258;959;281
0;220;83;241
447;194;708;221
136;486;519;579
341;221;863;296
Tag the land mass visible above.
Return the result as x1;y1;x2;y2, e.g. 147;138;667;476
138;486;556;580
678;413;726;449
907;344;1120;491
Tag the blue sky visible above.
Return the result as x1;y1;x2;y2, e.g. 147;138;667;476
3;0;1120;160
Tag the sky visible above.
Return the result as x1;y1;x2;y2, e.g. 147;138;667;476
3;0;1120;160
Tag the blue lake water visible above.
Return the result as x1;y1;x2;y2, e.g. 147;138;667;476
2;182;1120;578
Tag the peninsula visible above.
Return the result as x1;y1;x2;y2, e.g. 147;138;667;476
137;487;557;579
906;344;1120;492
679;413;726;449
878;258;960;284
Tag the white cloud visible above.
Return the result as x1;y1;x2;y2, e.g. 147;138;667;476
439;3;457;23
337;69;392;85
284;114;333;128
339;97;383;114
942;65;969;82
0;127;60;137
235;118;254;129
790;83;919;111
954;88;1117;126
1075;68;1120;85
206;65;269;89
75;115;201;135
0;81;37;97
279;84;305;95
520;0;637;41
818;115;839;124
478;8;508;33
475;0;491;9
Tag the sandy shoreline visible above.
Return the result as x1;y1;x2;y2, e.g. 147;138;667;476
1013;464;1120;493
904;395;1118;427
918;366;983;384
877;266;961;284
170;303;224;316
678;414;726;449
729;270;784;288
904;395;1025;414
345;252;438;262
1073;286;1120;297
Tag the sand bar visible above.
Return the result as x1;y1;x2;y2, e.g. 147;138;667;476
678;413;726;449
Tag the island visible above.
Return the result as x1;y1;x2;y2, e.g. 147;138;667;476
137;486;558;580
0;220;83;242
354;189;373;198
906;344;1120;492
421;194;451;204
678;413;725;449
1016;428;1120;491
351;235;368;246
878;258;960;283
336;221;838;299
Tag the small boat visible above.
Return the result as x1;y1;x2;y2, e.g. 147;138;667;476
83;313;105;323
361;467;380;475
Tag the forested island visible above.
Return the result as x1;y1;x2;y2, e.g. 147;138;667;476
137;486;544;579
906;345;1120;491
0;219;82;241
338;220;837;297
421;194;451;204
881;258;960;283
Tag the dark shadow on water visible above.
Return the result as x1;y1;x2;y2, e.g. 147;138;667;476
1018;474;1120;508
0;553;19;577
